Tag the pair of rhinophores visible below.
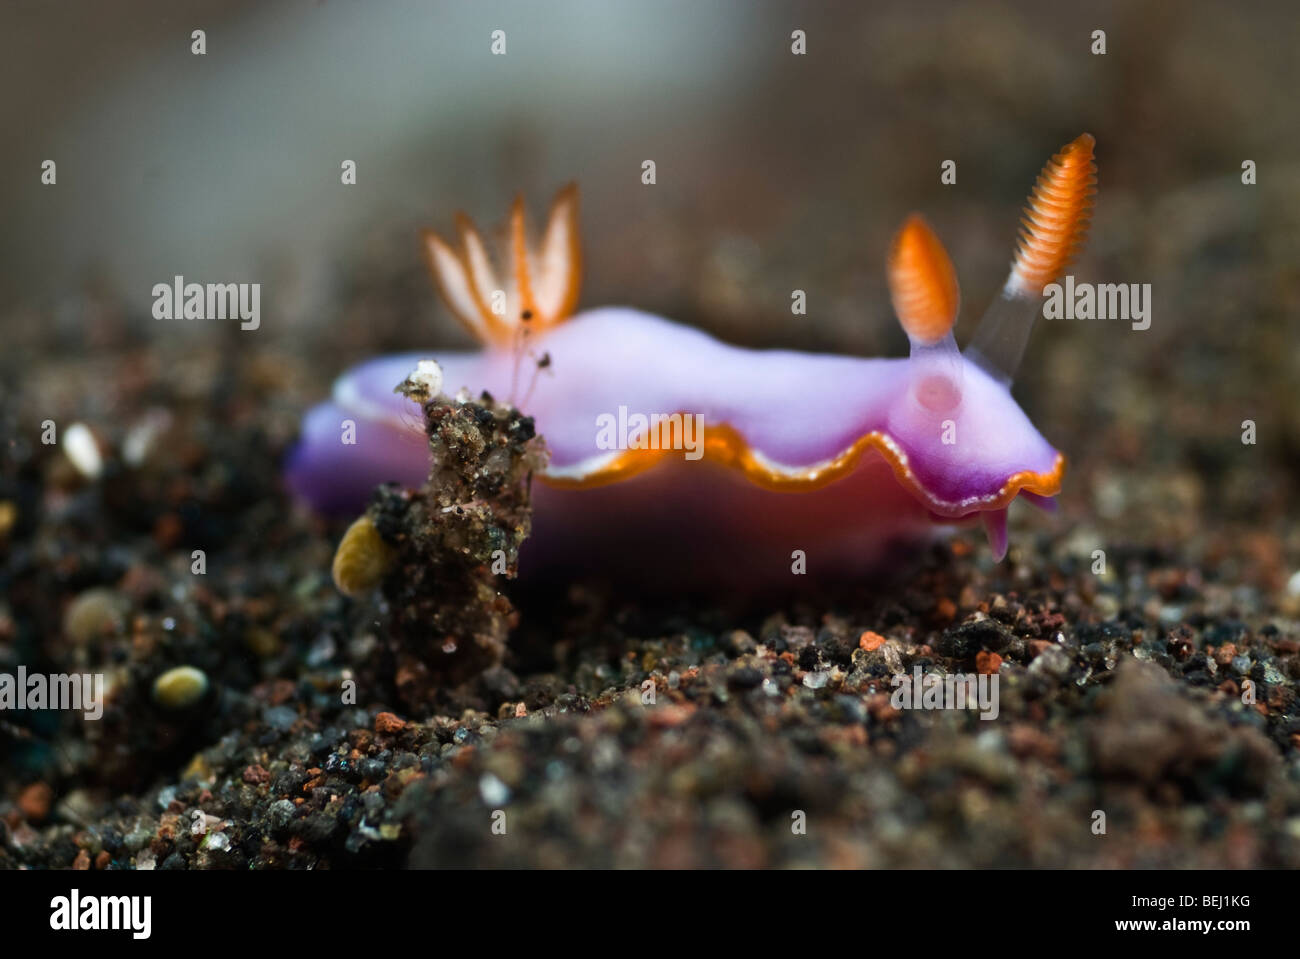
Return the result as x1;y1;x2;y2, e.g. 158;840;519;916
287;135;1097;584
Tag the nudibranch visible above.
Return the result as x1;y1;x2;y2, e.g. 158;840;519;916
288;135;1097;582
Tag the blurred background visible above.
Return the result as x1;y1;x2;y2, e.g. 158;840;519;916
3;0;1300;871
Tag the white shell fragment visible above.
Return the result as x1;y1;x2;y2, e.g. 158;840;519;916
401;359;444;402
63;422;103;480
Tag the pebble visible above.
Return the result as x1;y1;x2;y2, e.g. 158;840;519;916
17;782;53;822
263;705;299;731
1029;645;1072;680
331;515;394;598
122;409;173;467
802;671;830;689
245;628;281;659
268;799;298;830
374;711;407;734
859;631;886;652
479;772;511;806
727;665;763;690
124;823;155;852
152;666;210;710
63;588;128;644
62;422;103;480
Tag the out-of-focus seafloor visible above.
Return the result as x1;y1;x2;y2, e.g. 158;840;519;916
2;0;1299;867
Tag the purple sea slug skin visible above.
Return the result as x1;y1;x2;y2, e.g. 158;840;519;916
287;136;1097;582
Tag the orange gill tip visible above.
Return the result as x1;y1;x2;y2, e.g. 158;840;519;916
423;227;493;343
423;185;584;348
888;213;960;345
453;212;501;335
455;213;498;299
509;193;539;324
534;183;582;322
1006;133;1097;297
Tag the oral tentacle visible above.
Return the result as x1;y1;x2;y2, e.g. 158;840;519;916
982;508;1009;561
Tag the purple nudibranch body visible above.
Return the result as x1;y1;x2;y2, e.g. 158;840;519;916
288;136;1097;581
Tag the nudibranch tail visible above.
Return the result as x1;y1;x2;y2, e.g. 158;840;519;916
967;133;1097;385
423;183;582;348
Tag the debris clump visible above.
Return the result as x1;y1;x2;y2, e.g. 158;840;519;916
334;367;548;703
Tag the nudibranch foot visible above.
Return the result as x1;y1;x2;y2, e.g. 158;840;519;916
522;453;944;589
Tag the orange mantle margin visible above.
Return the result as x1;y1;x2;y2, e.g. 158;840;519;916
538;421;1066;518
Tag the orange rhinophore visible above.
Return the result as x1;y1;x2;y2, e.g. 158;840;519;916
1006;133;1097;296
888;214;960;345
